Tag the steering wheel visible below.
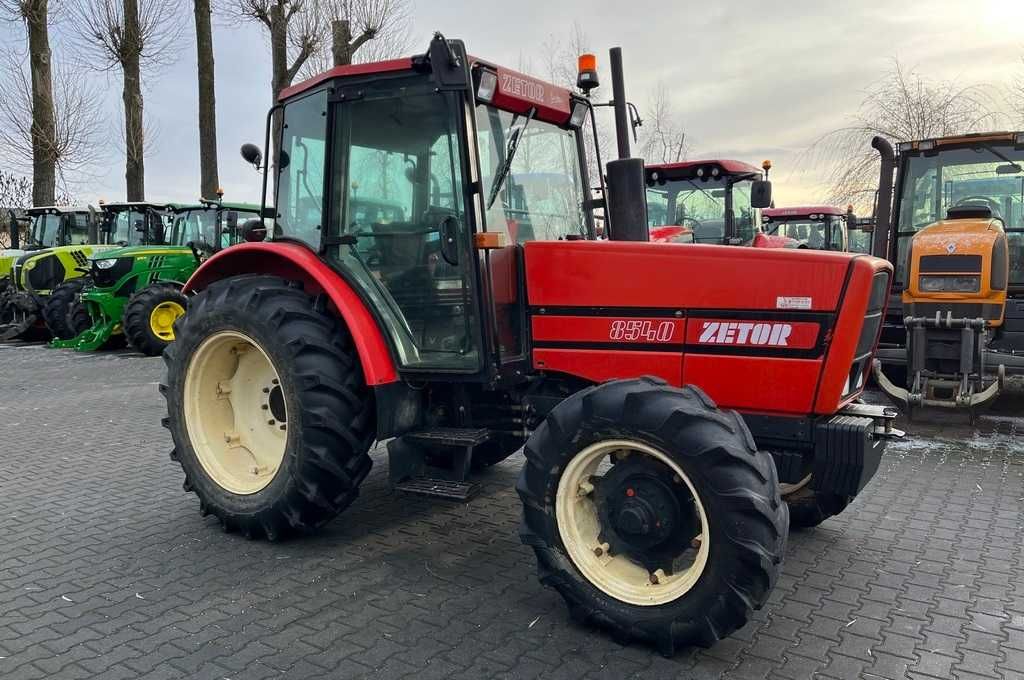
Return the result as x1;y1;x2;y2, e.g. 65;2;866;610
954;196;1003;220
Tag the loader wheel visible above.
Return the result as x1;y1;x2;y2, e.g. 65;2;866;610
780;476;850;529
43;278;90;339
124;283;189;356
161;275;375;540
518;377;788;654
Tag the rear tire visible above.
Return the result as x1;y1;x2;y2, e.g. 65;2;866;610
517;377;787;654
43;278;89;339
161;275;376;540
124;282;189;356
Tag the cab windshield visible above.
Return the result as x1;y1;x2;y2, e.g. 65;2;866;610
765;215;845;250
109;209;166;246
475;106;587;243
172;209;218;247
645;178;756;244
896;143;1024;285
29;213;62;247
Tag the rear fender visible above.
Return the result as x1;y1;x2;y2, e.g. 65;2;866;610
184;242;398;385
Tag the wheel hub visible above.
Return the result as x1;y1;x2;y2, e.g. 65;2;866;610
595;457;698;575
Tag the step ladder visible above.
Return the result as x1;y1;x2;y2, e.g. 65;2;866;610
389;427;493;501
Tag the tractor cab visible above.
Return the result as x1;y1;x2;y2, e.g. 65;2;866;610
762;205;856;251
870;131;1024;412
644;160;773;245
99;202;173;247
169;200;267;252
22;206;98;250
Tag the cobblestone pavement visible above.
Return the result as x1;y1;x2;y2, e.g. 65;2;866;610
1;342;1023;679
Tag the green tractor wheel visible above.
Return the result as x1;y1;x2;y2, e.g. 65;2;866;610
44;278;92;340
124;282;189;356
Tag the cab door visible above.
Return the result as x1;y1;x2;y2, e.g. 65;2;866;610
321;78;484;374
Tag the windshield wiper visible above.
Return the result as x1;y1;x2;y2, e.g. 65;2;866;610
487;107;536;210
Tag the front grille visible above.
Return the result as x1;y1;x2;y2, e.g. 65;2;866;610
846;270;890;397
919;254;981;273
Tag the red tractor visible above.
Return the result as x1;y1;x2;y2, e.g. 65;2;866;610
161;36;898;653
645;159;794;247
762;205;860;251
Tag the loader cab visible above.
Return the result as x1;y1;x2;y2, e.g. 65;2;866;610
762;206;851;251
268;42;594;376
890;133;1024;297
644;160;769;245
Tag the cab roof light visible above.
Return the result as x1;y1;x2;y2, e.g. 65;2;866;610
897;141;915;153
577;53;599;94
476;69;498;103
918;140;935;151
1016;132;1024;145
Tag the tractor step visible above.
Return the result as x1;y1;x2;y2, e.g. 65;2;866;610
405;427;493;448
394;477;480;502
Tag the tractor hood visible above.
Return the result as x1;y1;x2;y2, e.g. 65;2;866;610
91;244;191;262
911;217;1002;255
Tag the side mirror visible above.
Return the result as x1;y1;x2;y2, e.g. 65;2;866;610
225;211;238;232
240;143;263;169
240;218;267;242
750;180;772;209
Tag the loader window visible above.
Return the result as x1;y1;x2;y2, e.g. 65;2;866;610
276;90;328;248
476;106;586;243
330;86;480;372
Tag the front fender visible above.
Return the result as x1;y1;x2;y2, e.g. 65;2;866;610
184;242;398;386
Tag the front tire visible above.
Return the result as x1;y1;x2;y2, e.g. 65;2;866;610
43;278;90;339
161;275;376;540
518;377;788;654
124;282;189;356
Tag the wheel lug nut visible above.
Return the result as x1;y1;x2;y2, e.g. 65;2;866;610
268;420;275;425
262;387;270;394
279;424;286;431
272;379;279;385
261;404;269;410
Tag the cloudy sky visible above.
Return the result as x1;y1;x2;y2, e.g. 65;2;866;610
2;0;1023;207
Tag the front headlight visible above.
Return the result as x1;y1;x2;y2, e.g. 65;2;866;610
919;275;980;293
94;258;118;270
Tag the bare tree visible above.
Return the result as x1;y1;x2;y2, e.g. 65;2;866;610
233;0;323;112
324;0;409;69
805;59;1001;211
0;54;107;195
195;0;218;199
639;82;687;164
0;0;58;205
76;0;181;201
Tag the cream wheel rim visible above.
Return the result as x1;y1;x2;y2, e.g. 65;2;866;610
183;330;288;495
555;439;711;606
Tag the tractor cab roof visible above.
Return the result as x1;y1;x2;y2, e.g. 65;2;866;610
25;205;94;215
646;160;764;184
100;201;172;212
279;51;576;127
897;131;1024;154
764;205;846;219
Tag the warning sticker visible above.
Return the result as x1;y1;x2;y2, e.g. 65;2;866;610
776;296;812;310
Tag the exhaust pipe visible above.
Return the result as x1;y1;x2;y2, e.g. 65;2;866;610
603;47;648;242
871;136;895;260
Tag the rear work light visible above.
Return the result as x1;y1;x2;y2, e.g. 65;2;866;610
569;100;588;128
476;70;498;103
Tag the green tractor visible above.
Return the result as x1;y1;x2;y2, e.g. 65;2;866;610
0;205;105;341
50;200;265;355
